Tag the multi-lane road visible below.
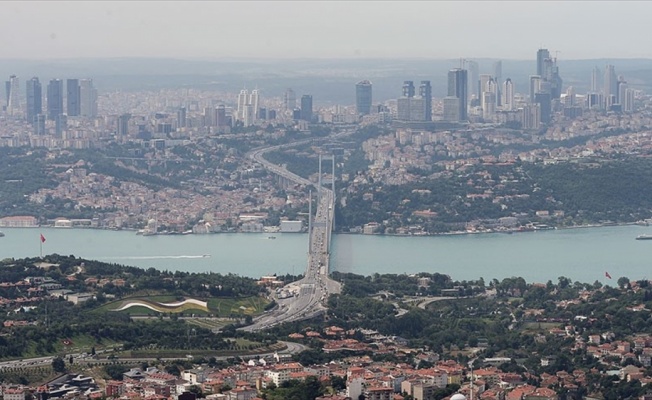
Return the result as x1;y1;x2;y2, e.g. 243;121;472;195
243;141;341;332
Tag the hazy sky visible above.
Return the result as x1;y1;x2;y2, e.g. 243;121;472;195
1;1;651;60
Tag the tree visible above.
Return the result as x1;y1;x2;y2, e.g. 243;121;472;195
52;356;66;373
617;276;630;289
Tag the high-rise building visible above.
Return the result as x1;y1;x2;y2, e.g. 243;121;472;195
447;68;468;121
177;107;186;129
591;66;601;93
47;79;64;120
355;80;372;116
493;60;502;106
249;89;260;119
623;88;635;113
55;113;67;137
300;95;312;122
397;80;430;122
482;78;496;120
467;61;479;102
537;49;550;77
443;97;460;122
243;104;255;127
618;78;627;107
529;75;541;104
502;78;514;111
26;77;42;123
34;114;46;135
284;88;296;111
402;81;415;98
216;105;227;127
564;86;576;108
535;92;552;124
79;79;97;117
66;79;80;116
603;65;618;109
117;113;130;136
419;81;432;121
237;89;248;120
6;75;20;117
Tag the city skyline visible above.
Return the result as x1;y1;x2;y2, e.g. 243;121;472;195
1;2;652;60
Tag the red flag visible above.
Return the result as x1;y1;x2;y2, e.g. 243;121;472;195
605;271;612;279
40;234;46;243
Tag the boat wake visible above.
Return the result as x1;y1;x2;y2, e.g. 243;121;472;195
99;255;210;260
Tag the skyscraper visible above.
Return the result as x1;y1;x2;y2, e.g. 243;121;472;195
482;78;496;120
591;66;601;93
529;75;541;104
79;79;97;117
237;89;248;120
284;88;296;111
47;79;64;120
535;92;552;124
66;79;80;116
493;60;502;106
355;80;372;116
537;49;550;77
26;77;42;123
419;81;432;121
502;78;514;111
6;75;20;117
55;113;67;137
249;89;260;119
117;114;130;136
623;88;635;113
177;107;186;129
300;95;313;122
603;65;618;109
402;81;415;98
216;105;227;127
447;68;468;121
466;61;479;102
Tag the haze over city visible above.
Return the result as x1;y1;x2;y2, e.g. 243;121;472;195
2;1;652;60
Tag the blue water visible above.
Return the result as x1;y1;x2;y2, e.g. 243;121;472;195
1;225;651;283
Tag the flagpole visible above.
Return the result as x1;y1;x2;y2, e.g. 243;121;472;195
40;233;42;258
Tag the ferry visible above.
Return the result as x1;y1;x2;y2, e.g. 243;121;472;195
635;234;652;240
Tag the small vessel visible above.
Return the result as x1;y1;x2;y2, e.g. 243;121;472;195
268;236;277;240
202;254;211;258
0;231;4;237
636;234;652;240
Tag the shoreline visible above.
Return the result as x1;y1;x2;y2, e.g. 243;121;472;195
1;220;646;238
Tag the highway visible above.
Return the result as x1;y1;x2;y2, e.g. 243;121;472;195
242;139;342;331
